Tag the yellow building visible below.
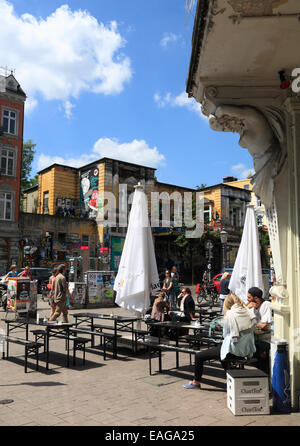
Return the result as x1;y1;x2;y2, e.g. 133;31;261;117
224;177;268;228
200;179;252;268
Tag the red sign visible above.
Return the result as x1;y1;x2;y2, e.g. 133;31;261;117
100;247;109;253
80;246;90;250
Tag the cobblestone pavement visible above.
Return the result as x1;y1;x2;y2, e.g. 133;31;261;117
0;297;299;427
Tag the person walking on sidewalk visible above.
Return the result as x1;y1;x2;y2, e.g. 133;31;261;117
49;264;69;323
162;270;177;310
219;272;231;313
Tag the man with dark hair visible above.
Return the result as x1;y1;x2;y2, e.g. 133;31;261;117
49;264;68;323
247;287;271;330
247;286;272;374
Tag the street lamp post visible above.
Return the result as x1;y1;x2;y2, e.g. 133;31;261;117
205;240;214;282
220;230;228;272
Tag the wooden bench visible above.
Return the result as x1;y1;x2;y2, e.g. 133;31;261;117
70;327;121;360
31;329;47;353
92;324;146;354
31;329;90;366
2;336;44;373
132;328;149;353
226;356;258;370
139;339;201;375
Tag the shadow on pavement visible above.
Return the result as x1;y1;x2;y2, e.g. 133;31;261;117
0;381;66;387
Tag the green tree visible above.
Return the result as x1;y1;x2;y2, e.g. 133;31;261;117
20;140;38;211
21;140;37;191
173;191;221;283
196;184;207;190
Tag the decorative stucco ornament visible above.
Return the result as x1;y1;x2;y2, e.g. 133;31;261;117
209;105;286;209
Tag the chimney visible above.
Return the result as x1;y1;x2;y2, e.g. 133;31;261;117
223;176;237;183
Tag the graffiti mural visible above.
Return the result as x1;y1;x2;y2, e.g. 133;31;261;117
80;166;99;219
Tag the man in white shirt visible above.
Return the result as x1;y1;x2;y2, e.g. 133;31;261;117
247;286;272;374
247;287;272;330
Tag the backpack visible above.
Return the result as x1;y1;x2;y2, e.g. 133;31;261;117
208;317;223;337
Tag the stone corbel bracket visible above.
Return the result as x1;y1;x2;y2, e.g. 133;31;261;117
202;84;286;113
269;284;290;315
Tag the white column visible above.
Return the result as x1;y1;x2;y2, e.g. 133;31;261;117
283;97;300;409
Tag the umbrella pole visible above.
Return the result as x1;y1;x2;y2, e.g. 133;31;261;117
135;311;142;330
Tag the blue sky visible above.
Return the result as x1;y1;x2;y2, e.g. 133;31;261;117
0;0;254;188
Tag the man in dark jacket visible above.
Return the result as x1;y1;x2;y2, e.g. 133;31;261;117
49;264;68;323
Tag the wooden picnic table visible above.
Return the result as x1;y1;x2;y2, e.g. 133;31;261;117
73;313;139;353
2;318;74;370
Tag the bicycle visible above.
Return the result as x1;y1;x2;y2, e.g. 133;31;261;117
196;282;219;306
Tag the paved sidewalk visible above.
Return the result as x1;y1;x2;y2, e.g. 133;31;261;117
0;299;299;427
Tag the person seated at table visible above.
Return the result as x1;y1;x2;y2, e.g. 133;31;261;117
247;287;272;374
176;288;197;323
151;291;170;322
247;287;272;330
183;293;256;389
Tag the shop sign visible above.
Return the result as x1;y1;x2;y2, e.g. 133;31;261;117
110;236;125;271
52;240;67;251
67;233;81;243
68;243;81;250
80;246;90;250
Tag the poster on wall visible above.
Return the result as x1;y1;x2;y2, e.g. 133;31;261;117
110;236;125;271
87;272;101;303
69;282;86;306
87;271;116;305
80;166;99;219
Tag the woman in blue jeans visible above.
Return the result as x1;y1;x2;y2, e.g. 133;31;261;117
184;293;256;389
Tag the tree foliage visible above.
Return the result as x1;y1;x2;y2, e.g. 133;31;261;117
21;140;37;191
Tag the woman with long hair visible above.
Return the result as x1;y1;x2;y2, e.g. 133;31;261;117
151;291;169;322
183;293;256;389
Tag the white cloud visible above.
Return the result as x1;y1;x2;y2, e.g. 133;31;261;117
154;91;207;120
160;32;182;48
37;153;97;170
0;1;132;115
63;101;75;119
232;163;255;179
93;138;165;167
37;137;165;171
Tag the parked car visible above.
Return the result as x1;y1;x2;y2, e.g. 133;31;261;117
212;272;232;294
24;267;52;292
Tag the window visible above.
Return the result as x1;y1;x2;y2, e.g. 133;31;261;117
2;109;17;135
43;191;49;214
0;149;15;176
0;192;13;221
82;235;89;246
204;206;211;224
244;185;249;190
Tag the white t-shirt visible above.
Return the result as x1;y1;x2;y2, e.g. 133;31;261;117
257;301;272;324
249;300;272;324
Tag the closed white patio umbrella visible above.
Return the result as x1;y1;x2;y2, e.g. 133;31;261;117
114;183;160;319
229;205;264;303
